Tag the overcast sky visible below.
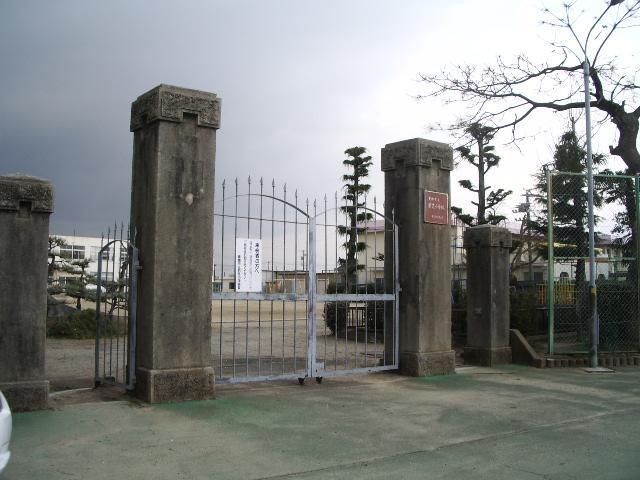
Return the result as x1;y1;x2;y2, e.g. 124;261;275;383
0;0;634;235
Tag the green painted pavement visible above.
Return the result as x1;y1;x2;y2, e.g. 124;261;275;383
3;367;640;479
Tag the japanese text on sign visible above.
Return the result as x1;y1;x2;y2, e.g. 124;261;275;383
424;190;449;225
235;238;262;292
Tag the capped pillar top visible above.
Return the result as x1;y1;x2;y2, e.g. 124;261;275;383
130;84;222;131
0;174;54;213
381;138;453;172
463;224;512;248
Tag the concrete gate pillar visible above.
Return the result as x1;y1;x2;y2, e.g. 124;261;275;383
382;138;455;376
130;85;221;403
0;174;53;411
463;224;512;366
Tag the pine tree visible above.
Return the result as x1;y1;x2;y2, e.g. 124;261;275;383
531;127;605;286
451;123;511;226
338;147;373;291
63;259;96;310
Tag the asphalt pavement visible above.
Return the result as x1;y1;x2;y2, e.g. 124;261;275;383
3;365;640;479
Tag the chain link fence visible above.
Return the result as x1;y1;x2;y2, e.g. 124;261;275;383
544;171;640;354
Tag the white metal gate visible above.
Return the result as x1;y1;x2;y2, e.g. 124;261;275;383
211;179;399;384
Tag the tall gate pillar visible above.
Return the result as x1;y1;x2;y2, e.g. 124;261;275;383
0;174;53;411
382;138;455;376
464;224;512;366
130;85;221;403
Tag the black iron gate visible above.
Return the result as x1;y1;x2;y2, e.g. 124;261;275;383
94;226;138;390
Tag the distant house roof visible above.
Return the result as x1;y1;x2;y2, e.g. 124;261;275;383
361;219;386;232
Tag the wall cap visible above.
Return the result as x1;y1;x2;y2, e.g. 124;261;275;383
131;84;221;131
0;174;54;213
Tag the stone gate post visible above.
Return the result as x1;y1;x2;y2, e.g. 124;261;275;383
130;85;221;403
464;224;512;366
0;174;53;411
382;138;455;376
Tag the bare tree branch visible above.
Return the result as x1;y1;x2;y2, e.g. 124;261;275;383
419;0;640;173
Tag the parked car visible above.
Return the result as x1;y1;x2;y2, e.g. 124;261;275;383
0;391;11;474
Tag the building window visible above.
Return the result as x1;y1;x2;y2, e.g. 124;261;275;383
60;245;86;260
229;282;235;290
100;272;114;281
212;282;222;293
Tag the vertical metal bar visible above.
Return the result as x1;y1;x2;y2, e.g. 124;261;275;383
246;177;251;376
258;178;264;376
94;234;105;387
547;169;555;354
305;198;310;372
103;227;110;379
114;234;119;380
323;195;328;363
282;184;287;374
307;218;317;378
334;192;338;370
635;175;640;351
312;199;317;371
363;197;369;367
373;198;378;362
583;57;599;369
270;180;275;375
115;243;121;382
233;178;238;377
343;192;349;368
121;224;127;384
394;213;400;367
128;244;138;390
219;180;226;379
293;190;298;371
108;225;115;379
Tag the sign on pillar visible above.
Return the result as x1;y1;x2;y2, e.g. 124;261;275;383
424;191;449;225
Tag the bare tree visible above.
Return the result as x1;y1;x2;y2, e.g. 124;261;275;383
419;0;640;172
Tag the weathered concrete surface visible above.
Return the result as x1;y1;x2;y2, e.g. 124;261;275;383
0;174;53;411
6;367;640;479
382;138;455;375
130;84;221;403
510;329;545;368
464;224;513;367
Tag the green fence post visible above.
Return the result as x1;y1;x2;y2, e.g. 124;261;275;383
636;175;640;352
547;169;555;355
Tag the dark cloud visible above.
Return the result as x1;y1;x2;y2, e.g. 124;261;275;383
0;0;481;235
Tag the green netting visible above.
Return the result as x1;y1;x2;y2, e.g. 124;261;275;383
546;172;640;353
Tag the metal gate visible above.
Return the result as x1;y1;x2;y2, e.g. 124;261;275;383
211;179;399;383
94;225;138;390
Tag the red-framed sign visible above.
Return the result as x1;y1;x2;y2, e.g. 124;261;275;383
424;190;449;225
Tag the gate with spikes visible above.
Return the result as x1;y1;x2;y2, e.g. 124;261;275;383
94;224;138;390
211;178;399;384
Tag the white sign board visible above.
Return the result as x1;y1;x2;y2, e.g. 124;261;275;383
235;238;262;292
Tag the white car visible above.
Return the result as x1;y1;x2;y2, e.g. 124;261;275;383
0;391;11;474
